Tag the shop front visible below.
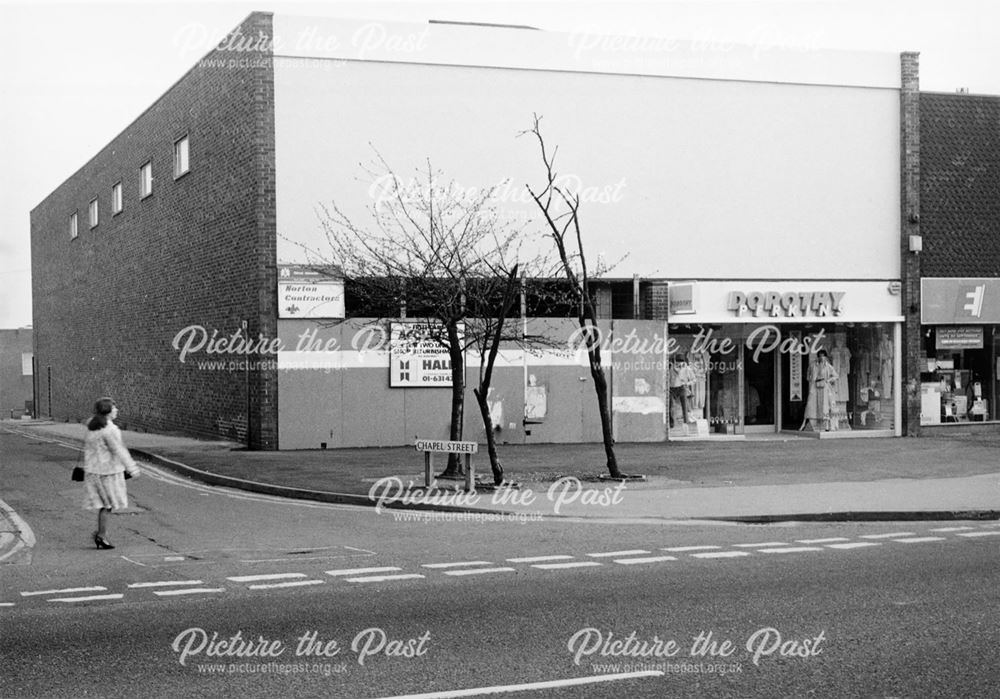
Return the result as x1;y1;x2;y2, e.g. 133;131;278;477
666;281;903;439
920;278;1000;427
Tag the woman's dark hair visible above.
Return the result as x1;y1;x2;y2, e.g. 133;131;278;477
87;397;116;431
817;349;829;359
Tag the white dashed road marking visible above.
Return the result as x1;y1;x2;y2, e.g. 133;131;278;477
757;547;823;554
443;567;517;577
930;527;975;532
586;550;650;558
422;561;494;569
22;586;106;597
227;573;307;583
614;556;677;565
128;580;204;589
326;566;403;577
249;580;326;590
826;542;882;550
734;542;789;548
663;545;721;552
797;537;850;544
532;561;602;570
50;594;124;603
154;588;226;597
506;555;574;563
893;537;947;544
692;551;749;559
958;531;1000;538
860;532;915;539
345;574;425;583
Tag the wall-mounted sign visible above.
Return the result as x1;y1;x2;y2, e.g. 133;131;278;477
390;321;461;388
278;264;345;319
935;326;984;350
669;282;697;315
727;291;845;318
668;282;898;323
922;278;1000;324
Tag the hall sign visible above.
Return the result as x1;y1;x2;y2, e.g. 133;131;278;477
727;291;845;318
389;321;461;388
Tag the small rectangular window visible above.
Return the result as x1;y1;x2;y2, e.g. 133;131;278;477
140;161;153;198
88;199;98;228
173;136;189;178
69;212;78;239
112;182;123;214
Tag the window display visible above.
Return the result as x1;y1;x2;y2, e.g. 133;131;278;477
668;323;897;436
921;325;997;423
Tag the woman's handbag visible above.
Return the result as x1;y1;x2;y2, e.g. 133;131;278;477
72;451;85;481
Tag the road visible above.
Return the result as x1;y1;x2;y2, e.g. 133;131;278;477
2;429;999;698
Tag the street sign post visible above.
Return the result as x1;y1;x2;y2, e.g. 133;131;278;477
415;439;478;491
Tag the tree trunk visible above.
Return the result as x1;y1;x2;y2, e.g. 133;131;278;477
473;388;504;484
440;321;466;477
581;319;622;479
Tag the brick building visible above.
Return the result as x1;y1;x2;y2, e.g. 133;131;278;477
31;13;277;447
31;12;914;448
0;327;33;418
917;91;1000;430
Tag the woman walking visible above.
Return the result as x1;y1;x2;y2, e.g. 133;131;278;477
82;397;139;549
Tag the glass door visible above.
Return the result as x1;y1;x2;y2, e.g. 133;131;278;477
744;338;776;432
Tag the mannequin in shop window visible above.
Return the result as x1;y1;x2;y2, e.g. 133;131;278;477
669;352;697;426
799;348;839;432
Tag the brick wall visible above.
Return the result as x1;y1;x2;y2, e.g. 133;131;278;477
641;283;670;320
30;12;278;448
920;92;1000;276
899;52;922;436
0;328;33;415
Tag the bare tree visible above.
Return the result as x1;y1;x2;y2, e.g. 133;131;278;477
521;115;624;479
309;152;532;483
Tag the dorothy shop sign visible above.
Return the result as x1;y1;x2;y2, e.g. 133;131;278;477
727;290;845;317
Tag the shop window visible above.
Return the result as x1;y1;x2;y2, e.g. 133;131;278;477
667;323;898;437
921;326;996;424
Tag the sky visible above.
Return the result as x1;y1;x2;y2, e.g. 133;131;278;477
1;0;998;329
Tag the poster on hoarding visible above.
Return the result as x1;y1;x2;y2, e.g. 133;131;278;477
389;321;462;388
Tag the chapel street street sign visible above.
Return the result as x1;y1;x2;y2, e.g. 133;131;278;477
414;439;479;454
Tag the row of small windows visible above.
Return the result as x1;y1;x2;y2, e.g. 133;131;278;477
69;136;189;239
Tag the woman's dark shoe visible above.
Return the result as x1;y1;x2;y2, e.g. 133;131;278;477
94;533;115;550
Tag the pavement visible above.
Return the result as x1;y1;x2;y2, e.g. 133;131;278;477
3;417;999;540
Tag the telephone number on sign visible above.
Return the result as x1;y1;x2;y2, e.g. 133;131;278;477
422;376;451;382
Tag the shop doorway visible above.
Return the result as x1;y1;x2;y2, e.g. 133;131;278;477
744;344;776;432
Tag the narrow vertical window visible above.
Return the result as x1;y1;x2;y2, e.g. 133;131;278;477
88;199;99;228
69;212;78;239
173;135;190;178
140;161;153;198
112;181;123;214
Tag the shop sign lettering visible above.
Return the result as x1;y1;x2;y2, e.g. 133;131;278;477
727;291;845;317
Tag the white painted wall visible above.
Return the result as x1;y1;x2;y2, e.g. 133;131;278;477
273;16;901;281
